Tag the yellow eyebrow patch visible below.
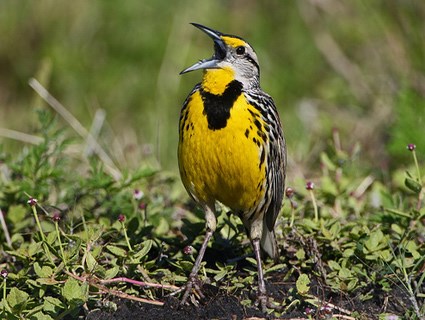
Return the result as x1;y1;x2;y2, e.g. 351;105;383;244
221;36;246;48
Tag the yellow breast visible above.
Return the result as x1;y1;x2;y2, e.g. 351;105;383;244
178;88;267;213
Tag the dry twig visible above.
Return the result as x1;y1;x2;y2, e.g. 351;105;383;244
64;270;174;306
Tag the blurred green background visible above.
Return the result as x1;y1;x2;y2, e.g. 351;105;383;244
0;0;424;177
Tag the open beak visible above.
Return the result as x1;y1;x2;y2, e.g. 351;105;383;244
180;23;227;75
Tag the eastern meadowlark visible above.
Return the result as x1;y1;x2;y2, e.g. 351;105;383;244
178;23;286;310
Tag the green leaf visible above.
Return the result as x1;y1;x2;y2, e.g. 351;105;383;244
379;250;392;262
46;232;57;245
365;254;378;261
134;240;153;259
296;273;310;295
329;221;341;239
385;207;411;218
178;260;194;272
321;224;333;240
27;279;41;288
320;152;336;171
28;242;43;257
342;248;354;258
245;257;257;266
7;205;26;225
405;177;422;194
172;275;188;283
338;267;352;280
34;262;42;277
62;278;88;306
295;248;305;260
328;260;341;271
104;266;120;280
85;251;98;271
302;218;320;230
10;233;24;246
364;229;386;253
391;224;404;235
347;279;358;291
91;245;102;258
264;263;286;274
321;176;338;196
214;268;228;282
34;262;53;278
30;312;54;320
84;227;104;243
7;287;29;310
405;240;420;259
43;296;64;313
155;217;170;235
106;245;127;258
37;278;61;285
67;238;81;259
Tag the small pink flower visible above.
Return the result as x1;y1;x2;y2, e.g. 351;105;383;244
285;187;294;198
304;307;314;315
306;181;315;190
52;212;61;222
118;214;126;222
407;144;416;151
27;197;38;206
133;189;144;200
1;269;8;278
320;304;333;314
138;202;147;210
183;246;194;255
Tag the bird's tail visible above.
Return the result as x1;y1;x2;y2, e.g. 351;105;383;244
260;224;278;262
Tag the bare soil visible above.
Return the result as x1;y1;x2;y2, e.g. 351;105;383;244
84;273;414;320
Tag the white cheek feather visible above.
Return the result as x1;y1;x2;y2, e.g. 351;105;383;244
218;57;259;89
234;65;254;86
234;61;260;89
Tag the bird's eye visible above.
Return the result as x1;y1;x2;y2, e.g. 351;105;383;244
236;46;245;55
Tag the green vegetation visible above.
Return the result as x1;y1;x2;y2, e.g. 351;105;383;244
0;108;423;319
0;1;424;319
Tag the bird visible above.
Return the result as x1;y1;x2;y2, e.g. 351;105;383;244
178;23;286;311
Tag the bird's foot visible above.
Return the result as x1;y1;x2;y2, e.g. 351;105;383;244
257;293;284;313
257;292;268;313
180;276;204;306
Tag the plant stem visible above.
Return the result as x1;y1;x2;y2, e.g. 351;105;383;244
120;222;133;252
412;150;422;185
31;205;46;242
309;190;319;222
100;277;179;291
31;205;54;263
55;221;66;266
412;150;424;210
2;277;6;312
290;207;295;228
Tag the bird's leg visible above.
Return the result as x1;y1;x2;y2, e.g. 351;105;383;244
181;229;213;304
181;206;216;305
252;238;267;312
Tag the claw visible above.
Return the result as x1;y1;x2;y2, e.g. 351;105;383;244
180;276;205;306
258;292;268;313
